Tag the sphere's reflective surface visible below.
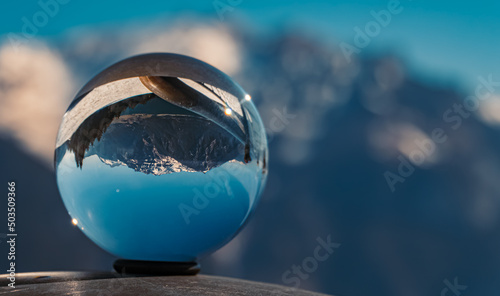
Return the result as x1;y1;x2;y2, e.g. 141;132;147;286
55;53;268;262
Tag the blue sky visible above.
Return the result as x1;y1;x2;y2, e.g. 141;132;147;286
1;0;499;92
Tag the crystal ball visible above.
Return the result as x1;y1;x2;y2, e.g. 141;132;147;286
55;53;268;262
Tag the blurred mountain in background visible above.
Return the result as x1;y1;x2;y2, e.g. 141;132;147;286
1;20;500;296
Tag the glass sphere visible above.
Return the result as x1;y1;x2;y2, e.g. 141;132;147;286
55;53;268;262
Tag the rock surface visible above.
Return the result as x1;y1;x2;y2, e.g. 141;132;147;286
0;272;330;296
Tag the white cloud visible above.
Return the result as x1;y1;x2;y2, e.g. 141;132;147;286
0;41;74;166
